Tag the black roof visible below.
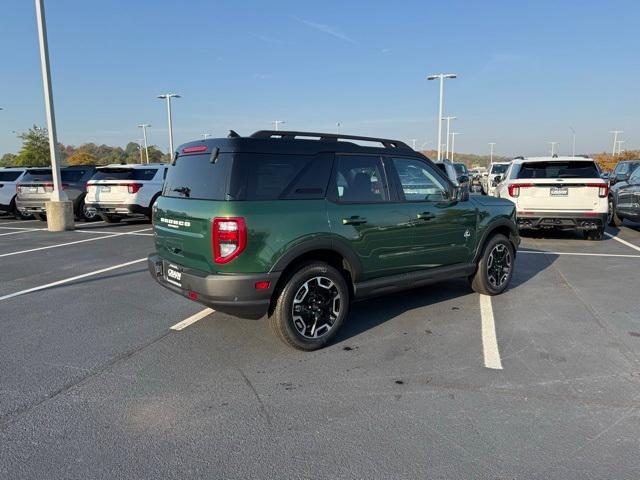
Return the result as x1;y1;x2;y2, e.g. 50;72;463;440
176;130;416;156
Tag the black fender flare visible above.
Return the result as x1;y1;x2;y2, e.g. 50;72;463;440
269;236;363;282
473;218;519;263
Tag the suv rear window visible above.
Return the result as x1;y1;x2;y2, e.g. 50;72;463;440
517;161;599;179
0;171;22;182
164;153;231;200
93;168;158;181
490;164;509;174
61;170;89;182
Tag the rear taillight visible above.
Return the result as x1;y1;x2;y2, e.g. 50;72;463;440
212;217;246;264
44;182;54;193
587;183;608;198
127;183;142;194
508;183;534;198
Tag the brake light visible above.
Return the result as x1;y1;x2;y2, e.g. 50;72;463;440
508;183;534;198
182;145;208;154
44;182;54;193
587;183;608;198
127;183;142;194
212;217;246;264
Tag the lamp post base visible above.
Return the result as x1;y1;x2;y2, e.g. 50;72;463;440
45;200;74;231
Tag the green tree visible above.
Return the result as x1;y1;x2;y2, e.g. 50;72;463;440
66;150;98;165
0;153;17;166
14;125;51;166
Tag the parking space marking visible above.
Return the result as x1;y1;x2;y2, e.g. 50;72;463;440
0;227;152;258
0;226;46;231
605;232;640;252
0;228;46;237
0;220;42;226
0;258;147;302
74;228;153;237
480;294;503;370
519;250;640;259
170;308;215;331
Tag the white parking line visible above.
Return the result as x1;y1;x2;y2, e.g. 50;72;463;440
0;258;146;302
479;294;503;370
0;226;46;231
74;228;153;237
0;220;42;226
519;250;640;259
0;228;46;237
170;308;214;331
605;232;640;252
0;227;151;258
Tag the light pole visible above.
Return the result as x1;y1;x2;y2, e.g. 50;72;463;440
443;116;457;159
450;132;462;161
616;139;625;155
411;139;417;150
569;126;576;158
427;73;457;160
136;142;143;164
489;142;496;163
548;142;559;156
35;0;73;231
336;122;341;134
158;93;180;157
271;120;285;131
137;124;150;163
202;133;212;140
609;130;623;156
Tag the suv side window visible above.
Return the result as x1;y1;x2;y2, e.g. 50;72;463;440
615;162;629;175
629;166;640;184
391;157;449;202
332;155;389;203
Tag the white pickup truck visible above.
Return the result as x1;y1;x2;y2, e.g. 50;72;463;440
495;157;608;240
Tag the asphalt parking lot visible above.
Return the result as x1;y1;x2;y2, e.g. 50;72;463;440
1;216;639;479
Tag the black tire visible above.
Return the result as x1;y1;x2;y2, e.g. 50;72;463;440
76;196;99;222
147;194;161;221
470;234;514;296
584;227;604;241
269;262;350;351
10;199;29;220
607;196;622;227
99;213;122;224
33;213;46;222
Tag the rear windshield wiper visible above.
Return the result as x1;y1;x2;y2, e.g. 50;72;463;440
172;186;191;197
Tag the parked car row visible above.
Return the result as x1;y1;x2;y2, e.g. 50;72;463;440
0;163;167;223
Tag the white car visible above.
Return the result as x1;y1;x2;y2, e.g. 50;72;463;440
483;161;511;196
495;156;608;240
85;164;168;223
0;167;29;219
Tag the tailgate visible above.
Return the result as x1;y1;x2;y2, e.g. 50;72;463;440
153;196;229;273
86;181;131;203
517;181;604;211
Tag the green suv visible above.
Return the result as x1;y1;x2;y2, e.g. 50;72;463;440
148;131;519;350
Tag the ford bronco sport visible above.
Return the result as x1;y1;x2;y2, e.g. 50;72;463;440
148;131;519;350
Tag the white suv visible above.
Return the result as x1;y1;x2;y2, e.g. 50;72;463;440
0;167;29;219
495;157;608;240
483;161;511;196
85;164;168;223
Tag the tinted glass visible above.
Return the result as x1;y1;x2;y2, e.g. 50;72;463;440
22;169;52;182
629;166;640;183
164;153;231;200
92;168;158;181
453;163;467;175
0;171;22;182
517;161;599;179
333;155;388;203
393;158;448;201
61;170;88;182
491;164;509;174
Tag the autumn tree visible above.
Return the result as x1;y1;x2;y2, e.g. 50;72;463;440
66;151;98;165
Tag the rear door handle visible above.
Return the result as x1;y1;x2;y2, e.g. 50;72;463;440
417;212;436;221
342;216;367;225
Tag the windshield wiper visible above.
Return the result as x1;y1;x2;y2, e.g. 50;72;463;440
172;186;191;197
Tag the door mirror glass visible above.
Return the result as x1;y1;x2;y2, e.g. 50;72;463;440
492;175;502;186
455;185;470;202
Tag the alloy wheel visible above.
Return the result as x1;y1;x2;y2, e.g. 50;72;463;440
487;243;512;289
291;276;341;339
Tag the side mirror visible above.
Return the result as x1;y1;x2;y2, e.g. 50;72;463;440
492;175;502;186
455;185;469;202
614;172;628;184
457;174;470;184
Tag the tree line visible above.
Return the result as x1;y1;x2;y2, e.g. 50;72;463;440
0;125;170;167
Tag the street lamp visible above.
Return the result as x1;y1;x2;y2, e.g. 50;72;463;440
410;139;417;150
489;142;496;163
34;0;73;231
616;139;625;155
157;93;180;157
450;132;462;161
443;116;457;159
137;124;150;163
336;122;341;134
569;126;576;158
547;141;559;156
202;133;212;140
136;141;143;164
609;130;623;156
271;120;285;131
427;73;456;161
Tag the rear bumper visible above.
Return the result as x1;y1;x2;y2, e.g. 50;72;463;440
15;199;47;214
147;254;280;320
86;202;149;216
516;211;607;230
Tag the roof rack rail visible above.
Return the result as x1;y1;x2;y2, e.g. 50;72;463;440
249;130;412;150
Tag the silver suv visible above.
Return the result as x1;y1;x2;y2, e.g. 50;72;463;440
16;166;98;222
0;167;29;219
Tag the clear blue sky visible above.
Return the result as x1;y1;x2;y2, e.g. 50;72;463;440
1;0;639;157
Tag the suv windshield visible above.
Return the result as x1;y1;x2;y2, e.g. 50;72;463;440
517;161;599;179
0;171;23;182
490;164;509;174
92;167;158;181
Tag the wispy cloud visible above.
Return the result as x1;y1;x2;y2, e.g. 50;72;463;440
291;15;355;44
